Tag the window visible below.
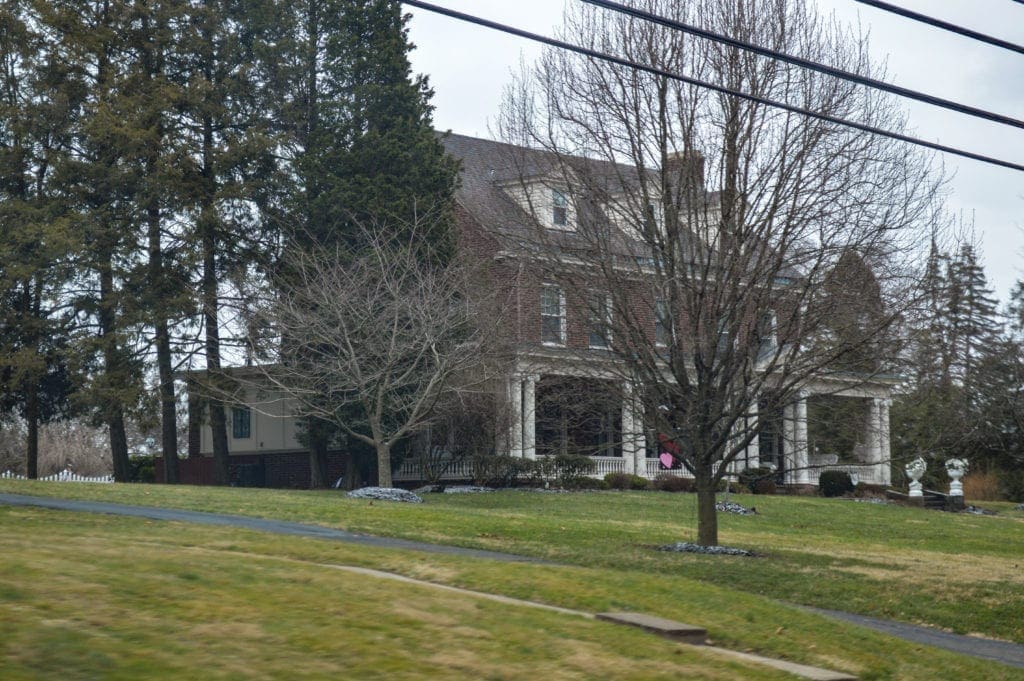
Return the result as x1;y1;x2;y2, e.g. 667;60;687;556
232;406;251;439
552;189;568;227
541;285;565;345
655;299;670;346
588;292;612;348
757;311;777;357
717;319;732;354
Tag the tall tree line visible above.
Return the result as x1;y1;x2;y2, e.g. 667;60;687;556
0;0;455;484
894;234;1024;494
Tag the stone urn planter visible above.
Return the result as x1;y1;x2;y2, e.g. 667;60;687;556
905;457;927;498
945;458;968;498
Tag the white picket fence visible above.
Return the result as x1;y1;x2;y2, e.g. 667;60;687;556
1;469;114;483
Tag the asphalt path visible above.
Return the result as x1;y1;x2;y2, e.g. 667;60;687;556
2;492;1022;670
0;492;548;564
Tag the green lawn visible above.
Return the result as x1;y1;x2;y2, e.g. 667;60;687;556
1;480;1023;679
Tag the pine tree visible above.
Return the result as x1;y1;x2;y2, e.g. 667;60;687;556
0;2;77;476
267;0;458;486
172;0;279;485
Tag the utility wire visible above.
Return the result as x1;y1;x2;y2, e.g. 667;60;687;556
854;0;1024;56
402;0;1024;173
580;0;1024;131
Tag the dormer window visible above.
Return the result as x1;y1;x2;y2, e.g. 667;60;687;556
552;189;568;227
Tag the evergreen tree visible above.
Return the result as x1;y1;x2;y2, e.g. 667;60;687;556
172;0;279;485
946;242;1001;383
39;0;153;482
267;0;458;486
0;2;77;476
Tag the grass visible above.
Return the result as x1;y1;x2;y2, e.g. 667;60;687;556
2;479;1023;679
0;506;793;681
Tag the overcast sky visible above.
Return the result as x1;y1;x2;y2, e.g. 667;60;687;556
406;0;1024;303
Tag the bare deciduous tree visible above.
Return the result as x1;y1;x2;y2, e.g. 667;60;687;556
499;0;945;545
253;221;506;488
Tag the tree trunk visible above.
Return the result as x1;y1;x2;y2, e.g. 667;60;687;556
307;417;329;489
25;385;39;479
99;264;131;482
150;203;179;484
694;469;719;547
201;115;229;486
376;442;392;488
108;408;130;483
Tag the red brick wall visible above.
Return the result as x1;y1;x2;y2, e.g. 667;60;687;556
155;452;350;489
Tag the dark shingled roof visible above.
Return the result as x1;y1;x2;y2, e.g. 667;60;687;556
440;132;673;258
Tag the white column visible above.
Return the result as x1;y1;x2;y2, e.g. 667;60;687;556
508;375;523;458
745;400;760;468
866;398;882;473
621;380;637;475
877;398;891;486
795;392;810;485
783;403;796;485
523;375;537;460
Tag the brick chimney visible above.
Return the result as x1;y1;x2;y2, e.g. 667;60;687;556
665;150;705;192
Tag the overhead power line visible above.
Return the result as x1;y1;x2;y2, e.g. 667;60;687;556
402;0;1024;173
580;0;1024;131
854;0;1024;56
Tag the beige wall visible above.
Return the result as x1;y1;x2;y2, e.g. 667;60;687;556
198;388;305;455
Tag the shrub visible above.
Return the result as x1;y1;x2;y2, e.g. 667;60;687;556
653;474;694;493
572;476;609;490
962;471;1001;501
547;453;597;488
738;466;776;494
819;470;854;497
628;474;651;490
1000;469;1024;503
604;472;630;489
127;455;156;483
472;455;541;488
605;472;651;490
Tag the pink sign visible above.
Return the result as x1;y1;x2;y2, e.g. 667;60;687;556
659;452;675;468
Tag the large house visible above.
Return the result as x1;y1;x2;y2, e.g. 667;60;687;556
179;133;896;490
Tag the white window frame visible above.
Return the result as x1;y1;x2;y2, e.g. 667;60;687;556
541;284;566;346
758;310;778;357
588;291;612;349
655;298;670;347
551;188;570;229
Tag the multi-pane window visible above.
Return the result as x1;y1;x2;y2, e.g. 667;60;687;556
717;319;732;354
655;299;670;346
758;311;777;357
588;292;612;348
541;285;565;345
232;406;251;439
552;189;568;227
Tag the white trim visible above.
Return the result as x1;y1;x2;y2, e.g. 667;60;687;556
540;283;567;346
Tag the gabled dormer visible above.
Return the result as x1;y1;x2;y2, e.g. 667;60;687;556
496;176;577;231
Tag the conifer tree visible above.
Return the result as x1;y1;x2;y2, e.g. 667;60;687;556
0;2;77;477
266;0;458;486
173;0;278;484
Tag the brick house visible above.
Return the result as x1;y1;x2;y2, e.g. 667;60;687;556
181;132;896;489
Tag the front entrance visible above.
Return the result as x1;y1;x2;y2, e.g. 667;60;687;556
758;399;786;482
536;376;622;458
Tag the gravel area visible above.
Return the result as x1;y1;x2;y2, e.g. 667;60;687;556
716;500;758;515
346;487;423;503
413;485;495;495
657;542;756;556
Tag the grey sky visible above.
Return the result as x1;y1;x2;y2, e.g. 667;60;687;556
406;0;1024;302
